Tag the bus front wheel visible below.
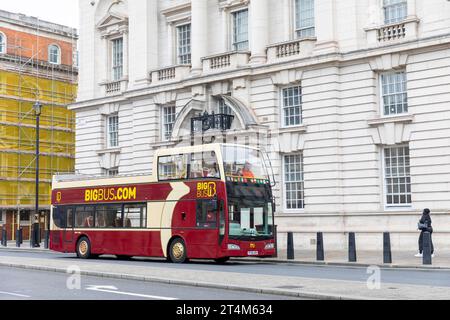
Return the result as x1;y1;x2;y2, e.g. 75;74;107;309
169;238;187;263
76;237;92;259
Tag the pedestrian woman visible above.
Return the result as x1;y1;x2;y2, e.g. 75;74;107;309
415;208;435;257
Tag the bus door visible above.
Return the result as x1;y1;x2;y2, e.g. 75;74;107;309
63;207;74;243
218;199;226;245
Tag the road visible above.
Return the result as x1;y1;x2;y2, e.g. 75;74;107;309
0;265;299;300
1;250;450;288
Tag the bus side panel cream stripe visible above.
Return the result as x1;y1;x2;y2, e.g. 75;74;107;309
147;202;165;229
160;182;191;257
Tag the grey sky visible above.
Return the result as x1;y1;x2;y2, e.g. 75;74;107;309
0;0;79;29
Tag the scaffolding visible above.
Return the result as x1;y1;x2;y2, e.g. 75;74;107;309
0;16;78;239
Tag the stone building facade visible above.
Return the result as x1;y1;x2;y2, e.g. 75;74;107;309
72;0;450;251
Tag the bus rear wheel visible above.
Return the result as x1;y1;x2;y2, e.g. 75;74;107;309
76;237;92;259
169;238;187;263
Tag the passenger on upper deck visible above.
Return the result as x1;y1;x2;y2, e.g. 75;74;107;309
238;161;255;179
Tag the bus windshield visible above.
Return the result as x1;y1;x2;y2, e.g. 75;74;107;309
222;145;270;183
228;199;273;239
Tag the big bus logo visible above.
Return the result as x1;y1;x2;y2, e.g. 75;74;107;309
56;192;62;203
84;187;137;202
197;182;217;198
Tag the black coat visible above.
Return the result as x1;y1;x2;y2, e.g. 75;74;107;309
419;213;433;233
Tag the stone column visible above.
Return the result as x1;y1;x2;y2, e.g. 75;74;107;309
102;35;110;82
249;0;269;64
368;0;381;27
313;0;339;55
220;8;229;52
122;30;129;80
407;0;417;19
191;0;208;74
128;0;158;87
167;23;174;65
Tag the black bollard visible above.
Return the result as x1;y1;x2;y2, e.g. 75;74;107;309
422;232;432;265
383;232;392;264
19;228;23;245
287;232;294;260
1;228;6;247
34;225;40;247
348;232;357;262
30;225;35;248
44;230;50;249
317;232;325;261
16;229;21;248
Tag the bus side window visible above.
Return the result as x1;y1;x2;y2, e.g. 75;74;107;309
66;208;73;228
158;154;188;181
53;207;66;228
123;203;147;228
74;206;94;228
196;200;218;228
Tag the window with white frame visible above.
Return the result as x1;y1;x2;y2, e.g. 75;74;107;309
177;24;191;65
232;9;249;51
284;154;305;210
107;114;119;148
0;32;6;54
383;0;407;24
112;38;123;81
384;145;411;206
217;98;233;115
48;44;61;64
282;86;302;127
295;0;315;38
381;71;408;116
105;168;119;177
162;106;176;141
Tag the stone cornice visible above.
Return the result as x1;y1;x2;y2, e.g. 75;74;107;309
367;114;414;126
218;0;250;11
0;53;78;76
161;2;191;24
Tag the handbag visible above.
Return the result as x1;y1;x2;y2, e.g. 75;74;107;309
418;222;428;230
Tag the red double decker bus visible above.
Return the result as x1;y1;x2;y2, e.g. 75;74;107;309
50;144;275;263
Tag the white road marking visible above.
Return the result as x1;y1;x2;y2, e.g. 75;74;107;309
0;291;31;298
85;285;177;300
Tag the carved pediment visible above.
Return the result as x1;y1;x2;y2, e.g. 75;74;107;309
97;13;128;31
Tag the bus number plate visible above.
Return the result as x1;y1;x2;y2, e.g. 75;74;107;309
248;251;259;256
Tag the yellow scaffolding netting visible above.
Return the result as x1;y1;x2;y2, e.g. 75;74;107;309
0;69;77;208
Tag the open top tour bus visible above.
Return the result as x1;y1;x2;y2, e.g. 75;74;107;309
50;143;276;263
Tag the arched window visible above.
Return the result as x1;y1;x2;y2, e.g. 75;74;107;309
0;32;6;54
48;44;61;64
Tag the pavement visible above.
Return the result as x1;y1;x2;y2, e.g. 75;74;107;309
1;247;450;300
241;249;450;270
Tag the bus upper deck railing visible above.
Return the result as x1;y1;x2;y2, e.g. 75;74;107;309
52;172;153;183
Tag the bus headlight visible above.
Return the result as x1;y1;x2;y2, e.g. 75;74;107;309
227;244;241;250
264;243;275;250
